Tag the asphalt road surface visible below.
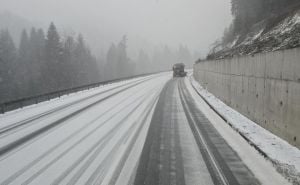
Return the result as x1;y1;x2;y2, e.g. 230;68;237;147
0;73;288;185
134;78;260;185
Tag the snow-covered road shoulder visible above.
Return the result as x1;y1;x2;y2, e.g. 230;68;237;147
189;74;300;184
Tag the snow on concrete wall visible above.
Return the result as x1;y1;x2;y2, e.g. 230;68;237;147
194;48;300;148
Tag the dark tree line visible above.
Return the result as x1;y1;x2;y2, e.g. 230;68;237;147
223;0;299;43
104;37;196;80
0;21;196;103
0;22;100;103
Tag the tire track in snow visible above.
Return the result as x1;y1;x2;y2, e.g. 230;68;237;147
107;93;160;185
178;79;260;185
0;77;156;158
178;81;229;185
0;85;156;185
83;98;157;185
133;80;173;185
21;87;157;185
0;76;154;138
77;89;161;185
0;78;159;162
51;87;160;185
66;90;160;185
74;113;138;185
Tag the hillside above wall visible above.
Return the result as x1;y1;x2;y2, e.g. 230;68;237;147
207;6;300;60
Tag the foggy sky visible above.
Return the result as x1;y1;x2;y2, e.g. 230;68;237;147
0;0;232;59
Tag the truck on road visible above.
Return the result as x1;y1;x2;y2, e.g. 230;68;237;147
173;63;187;77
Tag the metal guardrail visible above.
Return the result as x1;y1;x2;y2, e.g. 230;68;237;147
0;72;159;114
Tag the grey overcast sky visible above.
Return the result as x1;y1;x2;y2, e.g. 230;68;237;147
0;0;232;58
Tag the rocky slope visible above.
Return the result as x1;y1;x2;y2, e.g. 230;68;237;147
207;6;300;60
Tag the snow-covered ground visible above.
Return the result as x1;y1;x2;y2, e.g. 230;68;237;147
1;71;297;185
189;74;300;184
0;73;171;185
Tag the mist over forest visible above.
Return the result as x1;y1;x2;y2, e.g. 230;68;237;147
0;0;232;102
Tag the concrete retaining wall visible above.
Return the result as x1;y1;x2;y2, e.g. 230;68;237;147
194;48;300;148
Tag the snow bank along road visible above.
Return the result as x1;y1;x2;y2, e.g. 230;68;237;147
0;73;290;185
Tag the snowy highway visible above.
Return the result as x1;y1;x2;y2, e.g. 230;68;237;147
0;74;169;185
0;73;290;185
134;78;261;185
